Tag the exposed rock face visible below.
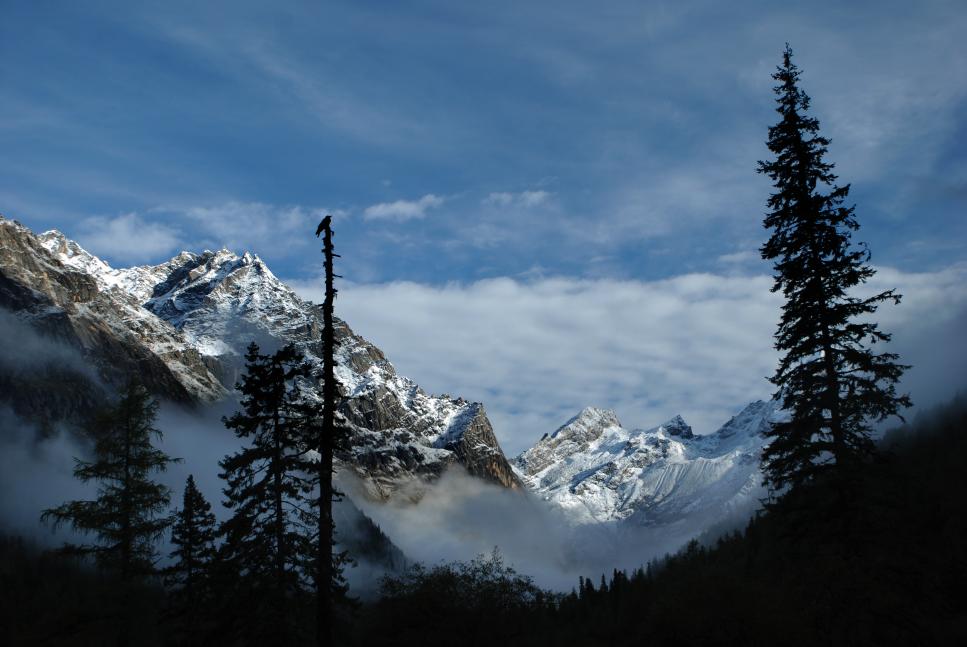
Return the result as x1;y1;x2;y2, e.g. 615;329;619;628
0;218;226;423
660;414;693;439
0;215;520;497
437;403;520;489
514;400;784;528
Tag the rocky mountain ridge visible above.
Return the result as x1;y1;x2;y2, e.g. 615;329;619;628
2;214;781;553
0;216;519;495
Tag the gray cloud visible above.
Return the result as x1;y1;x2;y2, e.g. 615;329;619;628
0;388;396;593
0;400;235;547
0;408;95;544
348;466;760;590
347;469;578;589
0;309;99;380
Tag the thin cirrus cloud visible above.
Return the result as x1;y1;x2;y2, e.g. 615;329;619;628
363;194;445;222
290;262;967;456
2;2;965;281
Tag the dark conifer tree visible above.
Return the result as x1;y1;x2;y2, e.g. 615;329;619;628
164;474;216;644
42;381;176;647
757;45;911;494
217;342;316;644
42;381;176;579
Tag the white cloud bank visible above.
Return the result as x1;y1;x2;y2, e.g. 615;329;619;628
293;263;967;456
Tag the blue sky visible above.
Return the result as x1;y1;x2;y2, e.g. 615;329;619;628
3;1;967;452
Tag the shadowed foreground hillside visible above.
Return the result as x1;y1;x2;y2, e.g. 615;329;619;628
2;395;965;646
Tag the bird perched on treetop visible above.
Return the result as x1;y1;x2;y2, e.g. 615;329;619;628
315;215;332;238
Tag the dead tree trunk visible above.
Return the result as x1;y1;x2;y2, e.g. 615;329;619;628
315;215;339;647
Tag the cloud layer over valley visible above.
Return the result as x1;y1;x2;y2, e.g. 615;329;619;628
294;263;967;455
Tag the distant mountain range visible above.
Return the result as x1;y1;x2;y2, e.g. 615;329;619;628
514;402;782;539
1;214;779;563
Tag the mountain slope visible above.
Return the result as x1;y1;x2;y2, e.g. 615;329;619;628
0;216;519;495
0;218;226;423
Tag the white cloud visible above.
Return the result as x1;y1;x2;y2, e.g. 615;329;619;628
483;190;552;207
598;157;766;246
69;202;344;267
717;250;760;265
291;264;967;457
179;201;338;255
76;212;182;264
520;190;551;206
484;192;514;207
363;194;444;222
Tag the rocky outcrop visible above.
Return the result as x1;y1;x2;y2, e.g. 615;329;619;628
437;403;520;489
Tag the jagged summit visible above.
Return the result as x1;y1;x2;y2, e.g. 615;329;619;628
553;407;622;440
657;414;693;439
2;216;520;496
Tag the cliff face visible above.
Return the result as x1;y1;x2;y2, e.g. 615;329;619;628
439;403;520;489
0;216;520;495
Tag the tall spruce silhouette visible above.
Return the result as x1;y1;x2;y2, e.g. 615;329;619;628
757;45;911;493
42;381;176;579
164;474;216;643
42;381;177;647
314;214;351;647
217;342;316;644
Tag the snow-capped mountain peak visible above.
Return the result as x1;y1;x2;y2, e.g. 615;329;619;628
38;229;118;285
514;400;781;528
514;407;621;478
2;216;521;498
